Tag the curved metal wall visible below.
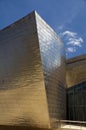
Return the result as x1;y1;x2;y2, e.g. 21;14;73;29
36;12;66;127
0;12;50;128
0;11;66;128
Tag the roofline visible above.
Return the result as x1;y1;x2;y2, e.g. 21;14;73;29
0;10;36;32
67;54;86;64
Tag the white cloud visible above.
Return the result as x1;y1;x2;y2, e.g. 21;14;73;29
60;30;84;53
62;31;77;37
68;37;83;47
67;47;76;53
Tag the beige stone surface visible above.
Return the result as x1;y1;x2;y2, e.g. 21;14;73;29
66;54;86;88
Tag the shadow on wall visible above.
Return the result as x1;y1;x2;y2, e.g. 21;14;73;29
0;126;50;130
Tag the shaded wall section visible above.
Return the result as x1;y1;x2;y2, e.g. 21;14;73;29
66;54;86;121
67;81;86;121
0;125;51;130
0;11;50;128
36;12;66;127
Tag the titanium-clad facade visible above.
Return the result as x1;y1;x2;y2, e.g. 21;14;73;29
0;11;50;128
36;13;66;127
0;11;66;128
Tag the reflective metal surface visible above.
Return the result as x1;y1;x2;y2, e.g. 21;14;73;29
0;11;66;128
36;12;66;127
52;120;86;130
0;11;50;128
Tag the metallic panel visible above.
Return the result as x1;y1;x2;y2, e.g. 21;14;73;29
0;11;66;128
35;12;66;127
0;11;50;128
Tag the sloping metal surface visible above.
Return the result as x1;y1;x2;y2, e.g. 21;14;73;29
35;12;66;127
0;11;50;128
0;11;66;129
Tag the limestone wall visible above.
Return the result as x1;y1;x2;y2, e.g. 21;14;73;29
66;54;86;88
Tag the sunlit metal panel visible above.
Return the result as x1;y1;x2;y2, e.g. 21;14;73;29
0;11;66;128
0;11;50;128
35;12;66;127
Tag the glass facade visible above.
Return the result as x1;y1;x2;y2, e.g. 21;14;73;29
36;12;66;127
67;81;86;121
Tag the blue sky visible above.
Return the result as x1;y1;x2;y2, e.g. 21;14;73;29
0;0;86;59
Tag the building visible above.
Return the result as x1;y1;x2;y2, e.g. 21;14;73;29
66;54;86;121
0;11;66;128
0;10;86;130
